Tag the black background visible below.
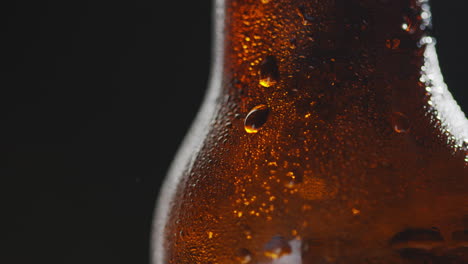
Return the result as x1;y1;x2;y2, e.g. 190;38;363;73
1;1;467;264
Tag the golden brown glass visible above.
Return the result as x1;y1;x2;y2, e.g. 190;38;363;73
152;0;468;263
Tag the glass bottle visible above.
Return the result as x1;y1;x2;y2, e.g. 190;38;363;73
153;0;468;263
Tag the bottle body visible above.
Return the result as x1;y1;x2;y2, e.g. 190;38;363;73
153;0;468;263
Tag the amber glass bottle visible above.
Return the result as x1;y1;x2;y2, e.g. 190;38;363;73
153;0;468;263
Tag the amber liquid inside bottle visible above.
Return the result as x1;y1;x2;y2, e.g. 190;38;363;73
153;0;468;263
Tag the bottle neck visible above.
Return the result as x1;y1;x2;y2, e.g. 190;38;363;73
216;0;467;149
223;0;428;105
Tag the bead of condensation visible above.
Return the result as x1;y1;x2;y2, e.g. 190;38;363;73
244;105;270;133
263;236;292;259
259;55;279;87
235;248;253;264
391;112;410;133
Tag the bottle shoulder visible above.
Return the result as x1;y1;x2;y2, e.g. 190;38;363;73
153;76;468;263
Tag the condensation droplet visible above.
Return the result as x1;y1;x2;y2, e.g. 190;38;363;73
419;36;435;46
390;228;444;250
289;38;297;49
264;236;292;259
235;248;253;264
259;56;279;87
421;11;430;20
244;105;270;133
401;23;409;31
401;8;418;34
385;38;400;49
352;208;361;215
291;229;298;237
297;5;316;26
391;112;410;133
285;170;303;188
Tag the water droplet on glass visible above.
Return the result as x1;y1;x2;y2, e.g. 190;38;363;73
297;5;316;26
421;11;430;20
289;38;297;49
352;208;360;215
291;229;298;237
391;112;410;133
401;8;418;34
240;224;253;240
419;36;436;48
401;23;409;31
244;105;270;133
385;38;400;49
236;248;253;264
390;228;444;250
259;56;279;87
452;230;468;242
264;236;292;259
285;170;303;188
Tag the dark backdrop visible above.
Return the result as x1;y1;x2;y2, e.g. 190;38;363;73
1;1;466;264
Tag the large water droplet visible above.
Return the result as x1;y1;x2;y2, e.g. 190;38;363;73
390;228;444;250
264;236;292;259
236;248;253;264
259;56;279;87
244;105;270;133
284;169;303;188
391;112;410;133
